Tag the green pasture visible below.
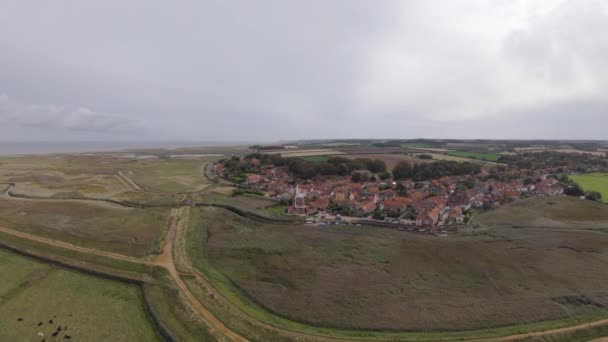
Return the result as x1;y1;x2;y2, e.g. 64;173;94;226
0;249;160;342
570;173;608;203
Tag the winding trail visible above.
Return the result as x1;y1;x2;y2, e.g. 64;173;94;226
0;225;152;265
154;207;248;342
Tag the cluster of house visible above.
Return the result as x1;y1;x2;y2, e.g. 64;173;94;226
215;163;564;227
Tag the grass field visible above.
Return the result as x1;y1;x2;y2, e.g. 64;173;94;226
475;196;608;229
277;149;344;158
0;249;160;341
0;199;169;257
570;173;608;203
125;157;217;193
446;150;502;162
401;143;435;148
0;154;217;202
192;203;608;331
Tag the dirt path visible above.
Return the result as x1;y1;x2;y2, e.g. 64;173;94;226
0;225;153;265
490;319;608;341
155;208;249;342
117;171;143;191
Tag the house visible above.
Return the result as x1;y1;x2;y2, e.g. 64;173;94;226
382;197;412;216
244;174;263;186
416;207;441;226
445;207;464;224
447;191;471;210
356;200;377;215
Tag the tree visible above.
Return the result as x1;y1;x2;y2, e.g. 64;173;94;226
564;184;584;197
586;191;602;202
396;183;408;197
392;161;412;180
378;172;392;180
367;159;387;173
372;209;384;220
336;163;351;176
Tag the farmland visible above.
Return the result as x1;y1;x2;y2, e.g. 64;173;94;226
192;201;608;331
570;173;608;203
0;249;160;341
446;150;502;162
0;199;169;257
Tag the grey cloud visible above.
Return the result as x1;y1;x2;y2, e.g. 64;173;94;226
0;94;137;132
0;0;607;141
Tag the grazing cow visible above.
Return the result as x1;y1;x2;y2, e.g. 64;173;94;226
37;322;43;326
17;318;23;321
52;332;59;337
64;335;72;340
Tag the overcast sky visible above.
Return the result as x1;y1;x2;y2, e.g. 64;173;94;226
1;0;607;142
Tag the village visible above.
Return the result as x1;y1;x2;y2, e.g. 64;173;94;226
214;157;565;229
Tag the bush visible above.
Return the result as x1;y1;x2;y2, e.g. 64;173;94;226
585;191;602;202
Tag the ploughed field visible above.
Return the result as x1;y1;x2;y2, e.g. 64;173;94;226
194;197;608;331
0;199;169;258
0;249;160;341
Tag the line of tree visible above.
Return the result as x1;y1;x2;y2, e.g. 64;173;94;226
241;154;387;179
249;145;285;151
498;152;608;172
392;160;481;181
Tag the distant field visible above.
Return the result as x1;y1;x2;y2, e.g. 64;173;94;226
193;204;608;331
342;154;434;170
570;173;608;203
401;143;435;148
446;151;502;162
515;148;606;156
297;155;330;162
0;249;160;341
0;154;216;202
126;157;218;193
414;153;478;163
275;149;344;158
0;199;169;257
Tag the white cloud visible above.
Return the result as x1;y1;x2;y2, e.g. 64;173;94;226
356;0;608;122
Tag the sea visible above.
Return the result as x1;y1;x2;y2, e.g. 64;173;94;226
0;141;249;155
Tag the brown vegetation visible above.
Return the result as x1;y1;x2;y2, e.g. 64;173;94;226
199;203;608;331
